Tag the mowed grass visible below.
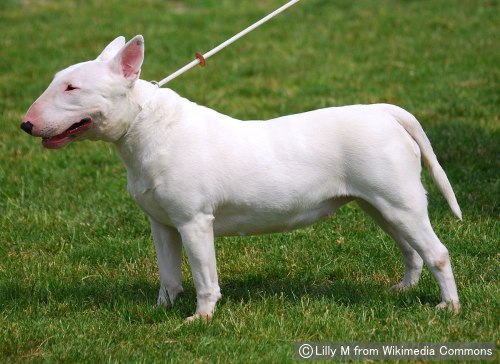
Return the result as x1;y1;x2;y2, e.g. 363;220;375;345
0;0;498;362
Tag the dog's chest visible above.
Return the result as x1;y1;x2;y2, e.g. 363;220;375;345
124;161;177;225
129;180;185;230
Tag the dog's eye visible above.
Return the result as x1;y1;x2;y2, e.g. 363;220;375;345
65;84;79;92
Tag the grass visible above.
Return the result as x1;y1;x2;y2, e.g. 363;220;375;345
0;0;498;362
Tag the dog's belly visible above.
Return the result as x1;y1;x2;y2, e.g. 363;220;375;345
212;197;351;236
131;180;351;236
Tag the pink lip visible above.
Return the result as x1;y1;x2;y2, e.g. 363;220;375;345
42;118;93;149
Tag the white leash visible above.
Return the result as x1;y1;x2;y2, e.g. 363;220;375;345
152;0;301;87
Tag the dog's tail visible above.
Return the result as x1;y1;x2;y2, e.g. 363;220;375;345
380;104;462;220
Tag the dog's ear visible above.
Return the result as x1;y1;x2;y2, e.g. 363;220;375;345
109;35;144;81
96;36;126;61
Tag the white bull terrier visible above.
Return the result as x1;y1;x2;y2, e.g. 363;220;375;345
22;35;462;320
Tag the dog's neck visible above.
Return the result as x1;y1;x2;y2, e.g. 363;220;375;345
129;79;161;107
113;79;186;175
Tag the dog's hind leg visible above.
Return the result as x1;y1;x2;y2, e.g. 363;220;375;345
399;214;459;312
150;219;184;306
356;200;423;291
364;193;460;312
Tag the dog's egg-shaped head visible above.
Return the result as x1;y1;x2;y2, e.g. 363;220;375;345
21;35;144;149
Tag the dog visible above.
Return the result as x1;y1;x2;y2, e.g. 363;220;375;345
21;35;462;320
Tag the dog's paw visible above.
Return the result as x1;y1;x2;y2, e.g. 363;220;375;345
185;312;213;323
436;301;461;314
156;286;184;307
390;282;407;291
390;281;416;291
157;294;172;307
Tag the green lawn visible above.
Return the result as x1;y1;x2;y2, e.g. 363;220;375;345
0;0;498;362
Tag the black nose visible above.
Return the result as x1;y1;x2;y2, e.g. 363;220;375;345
20;121;34;135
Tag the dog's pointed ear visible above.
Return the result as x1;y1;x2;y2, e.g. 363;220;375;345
109;35;144;81
96;36;126;61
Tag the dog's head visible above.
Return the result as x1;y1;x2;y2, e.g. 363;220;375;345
21;35;144;148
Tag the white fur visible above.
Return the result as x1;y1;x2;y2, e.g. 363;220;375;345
22;35;462;320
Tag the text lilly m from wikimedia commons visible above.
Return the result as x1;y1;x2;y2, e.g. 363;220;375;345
295;342;496;361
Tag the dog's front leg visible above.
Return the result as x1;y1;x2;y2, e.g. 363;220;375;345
178;214;221;322
150;219;184;306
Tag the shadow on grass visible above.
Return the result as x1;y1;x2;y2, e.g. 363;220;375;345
0;270;435;318
222;272;380;306
0;279;158;309
218;269;446;310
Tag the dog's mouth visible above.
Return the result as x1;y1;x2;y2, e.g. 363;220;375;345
42;117;93;149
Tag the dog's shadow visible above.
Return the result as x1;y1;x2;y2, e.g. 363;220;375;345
0;278;157;307
0;270;429;319
179;269;433;315
221;271;370;305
